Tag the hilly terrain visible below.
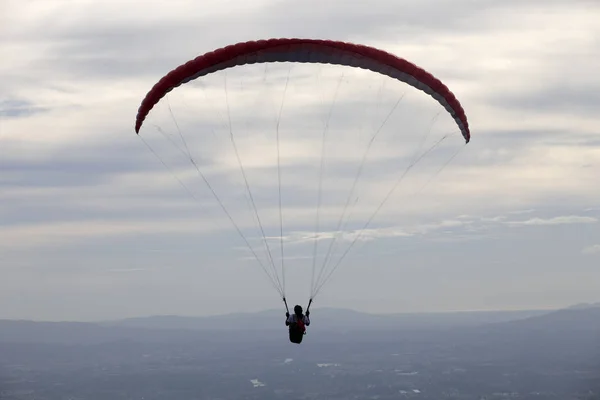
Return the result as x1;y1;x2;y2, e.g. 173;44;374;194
2;304;599;400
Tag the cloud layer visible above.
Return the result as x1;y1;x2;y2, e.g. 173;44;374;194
1;0;599;320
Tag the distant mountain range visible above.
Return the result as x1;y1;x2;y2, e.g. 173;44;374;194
489;302;600;333
1;303;599;346
567;301;600;310
99;307;551;332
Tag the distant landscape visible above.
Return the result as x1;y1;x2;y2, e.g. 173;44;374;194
1;304;600;399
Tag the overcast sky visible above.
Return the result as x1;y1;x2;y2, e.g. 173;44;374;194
1;0;599;321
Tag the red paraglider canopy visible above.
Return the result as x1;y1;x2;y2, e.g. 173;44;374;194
134;38;470;142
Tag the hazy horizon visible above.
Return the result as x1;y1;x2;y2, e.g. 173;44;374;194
0;300;584;324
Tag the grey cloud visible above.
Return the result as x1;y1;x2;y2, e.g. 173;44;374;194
0;99;50;118
260;0;596;39
582;244;600;255
505;215;598;226
0;134;227;226
8;0;582;87
490;84;600;117
245;208;599;250
0;142;161;210
508;209;535;214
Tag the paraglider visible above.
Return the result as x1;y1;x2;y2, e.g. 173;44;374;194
135;38;470;141
286;304;311;344
134;38;471;344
